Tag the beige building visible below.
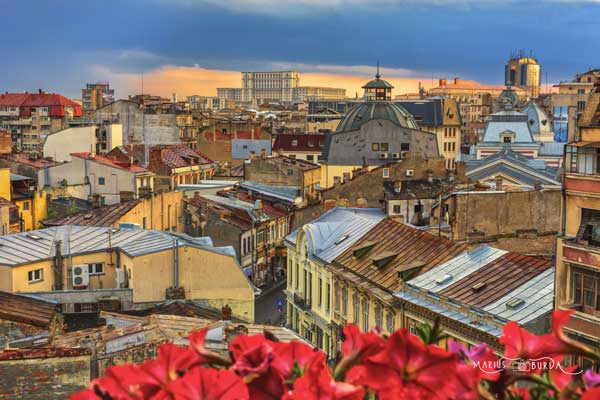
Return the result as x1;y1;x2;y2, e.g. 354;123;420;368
81;82;114;113
0;226;255;322
293;86;346;101
242;71;300;103
42;123;122;162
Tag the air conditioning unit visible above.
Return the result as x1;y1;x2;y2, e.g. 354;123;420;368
392;153;400;159
115;269;127;288
72;265;89;288
379;153;388;159
400;151;408;159
405;169;414;177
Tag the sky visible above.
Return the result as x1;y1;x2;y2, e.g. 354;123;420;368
1;0;599;99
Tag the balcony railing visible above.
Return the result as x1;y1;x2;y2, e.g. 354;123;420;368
293;293;311;311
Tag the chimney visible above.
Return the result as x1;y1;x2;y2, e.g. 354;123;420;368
439;79;447;87
221;304;232;321
494;175;503;190
53;240;64;290
454;77;459;85
38;88;43;94
333;176;341;185
394;180;402;193
224;324;248;345
260;148;267;160
249;150;255;160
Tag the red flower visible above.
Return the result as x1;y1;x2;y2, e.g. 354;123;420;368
347;329;458;400
284;352;364;400
271;340;319;379
341;323;385;362
582;387;600;400
189;328;231;366
69;388;99;400
230;334;285;400
167;366;249;400
90;363;163;399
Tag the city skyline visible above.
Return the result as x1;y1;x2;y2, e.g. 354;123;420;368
2;0;599;98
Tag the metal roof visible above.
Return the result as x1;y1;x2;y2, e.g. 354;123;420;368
333;218;467;291
0;225;236;267
395;245;554;334
336;101;418;132
240;180;301;204
481;111;534;143
42;200;141;227
285;207;385;264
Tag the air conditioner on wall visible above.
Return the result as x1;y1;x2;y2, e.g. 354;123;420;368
72;265;89;287
405;169;414;177
379;153;388;159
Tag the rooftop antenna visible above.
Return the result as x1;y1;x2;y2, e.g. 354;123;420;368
376;60;381;79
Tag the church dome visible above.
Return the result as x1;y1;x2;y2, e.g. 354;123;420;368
336;101;419;132
524;100;552;136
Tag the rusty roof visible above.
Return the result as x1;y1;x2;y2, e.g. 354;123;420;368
437;251;552;308
0;291;58;328
119;300;242;322
41;200;141;227
334;218;467;292
0;347;90;360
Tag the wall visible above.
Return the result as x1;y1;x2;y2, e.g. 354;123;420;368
444;189;561;254
119;191;184;232
0;350;90;400
42;126;95;162
14;190;48;231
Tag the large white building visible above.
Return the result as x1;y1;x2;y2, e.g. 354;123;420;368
293;86;346;101
242;71;300;103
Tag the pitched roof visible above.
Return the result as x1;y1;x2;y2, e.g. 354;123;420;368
41;200;141;227
154;145;212;168
117;300;243;322
0;92;81;109
70;152;151;173
480;111;534;143
396;245;555;334
0;291;58;328
383;179;445;200
334;218;467;292
273;134;325;152
0;226;236;267
285;207;386;264
394;99;444;127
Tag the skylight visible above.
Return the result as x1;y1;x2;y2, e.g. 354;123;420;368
334;235;349;245
506;297;525;309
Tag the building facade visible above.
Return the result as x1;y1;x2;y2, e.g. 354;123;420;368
81;83;114;113
505;53;541;97
242;71;300;103
292;87;346;101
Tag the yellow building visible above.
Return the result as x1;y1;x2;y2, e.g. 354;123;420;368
1;168;47;232
284;208;385;354
0;226;255;322
42;191;185;232
555;90;600;369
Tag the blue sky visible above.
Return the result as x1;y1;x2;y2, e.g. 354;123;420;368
1;0;599;98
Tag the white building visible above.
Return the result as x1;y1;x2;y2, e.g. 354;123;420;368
242;71;300;103
42;124;122;162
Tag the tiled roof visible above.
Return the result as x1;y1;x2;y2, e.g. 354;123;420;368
155;145;212;168
118;300;243;322
70;152;151;173
10;154;65;169
273;134;325;152
41;200;141;227
0;291;58;328
334;218;467;292
0;93;31;106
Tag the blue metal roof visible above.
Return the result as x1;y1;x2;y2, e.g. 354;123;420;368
240;181;300;204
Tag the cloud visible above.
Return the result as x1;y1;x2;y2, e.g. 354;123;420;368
165;0;600;16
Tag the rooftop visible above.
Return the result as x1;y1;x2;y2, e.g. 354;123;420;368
153;144;213;169
70;152;151;174
0;291;58;328
334;218;467;292
247;156;320;171
41;200;141;227
285;207;386;264
0;92;81;109
0;225;236;267
9;154;65;169
240;180;303;204
272;133;325;152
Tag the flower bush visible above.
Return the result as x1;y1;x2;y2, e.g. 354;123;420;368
71;310;600;400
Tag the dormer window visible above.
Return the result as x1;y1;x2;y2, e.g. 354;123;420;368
500;130;515;144
503;137;512;143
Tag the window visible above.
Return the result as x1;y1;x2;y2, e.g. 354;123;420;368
393;205;401;214
307;140;314;147
401;143;410;151
362;298;369;332
375;303;383;329
382;168;390;178
257;229;264;244
503;136;512;143
28;268;43;283
342;287;348;316
578;101;586;111
318;277;323;307
414;204;423;213
295;263;299;289
98;177;105;185
571;267;600;314
380;143;389;152
88;263;104;275
334;283;341;312
22;201;30;211
353;292;360;324
291;139;298;146
287;168;293;176
326;282;331;312
372;143;380;151
287;259;292;286
386;310;395;332
566;146;600;175
306;155;314;161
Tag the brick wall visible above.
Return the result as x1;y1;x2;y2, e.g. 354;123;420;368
0;349;90;400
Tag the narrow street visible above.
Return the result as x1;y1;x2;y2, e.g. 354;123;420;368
254;281;287;325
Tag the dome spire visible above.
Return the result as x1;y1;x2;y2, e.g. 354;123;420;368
376;60;381;79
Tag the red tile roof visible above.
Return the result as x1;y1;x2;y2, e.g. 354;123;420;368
0;92;82;117
70;152;151;173
219;190;288;218
273;133;325;152
0;93;31;106
11;153;65;169
154;145;213;169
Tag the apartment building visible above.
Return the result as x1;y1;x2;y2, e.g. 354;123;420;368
0;91;82;154
81;82;114;113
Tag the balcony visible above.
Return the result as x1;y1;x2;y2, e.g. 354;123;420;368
293;292;311;311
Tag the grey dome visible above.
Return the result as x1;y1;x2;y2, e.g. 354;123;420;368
524;100;551;136
336;102;419;132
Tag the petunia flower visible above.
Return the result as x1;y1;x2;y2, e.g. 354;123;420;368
167;366;249;400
